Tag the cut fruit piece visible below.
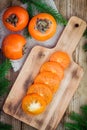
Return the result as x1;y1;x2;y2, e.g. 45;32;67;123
27;83;53;104
40;61;64;80
50;51;70;69
34;72;60;94
22;94;46;115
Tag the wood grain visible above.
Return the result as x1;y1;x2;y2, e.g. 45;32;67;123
3;16;86;130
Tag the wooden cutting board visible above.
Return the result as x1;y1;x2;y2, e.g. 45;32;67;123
3;16;86;130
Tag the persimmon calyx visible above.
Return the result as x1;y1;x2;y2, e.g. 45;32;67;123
35;18;52;33
5;14;18;27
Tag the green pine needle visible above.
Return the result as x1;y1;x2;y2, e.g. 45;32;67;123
65;104;87;130
80;105;87;111
0;78;10;96
0;59;11;78
80;105;87;116
21;0;67;26
83;29;87;38
27;2;34;19
21;0;67;37
29;0;67;25
0;59;11;96
0;122;12;130
65;123;81;130
83;43;87;52
69;112;83;123
23;27;32;38
21;0;27;4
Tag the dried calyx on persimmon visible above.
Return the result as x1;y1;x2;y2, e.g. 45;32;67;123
35;18;52;33
5;13;18;27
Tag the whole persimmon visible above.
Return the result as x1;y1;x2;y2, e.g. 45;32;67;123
28;13;57;41
3;6;29;31
2;34;26;60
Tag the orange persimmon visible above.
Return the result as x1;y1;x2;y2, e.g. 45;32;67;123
27;83;52;104
22;93;46;115
28;13;57;41
2;34;26;60
34;72;60;94
50;51;71;69
40;61;64;80
3;6;29;31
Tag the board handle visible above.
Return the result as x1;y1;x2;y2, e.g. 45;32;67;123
54;16;86;55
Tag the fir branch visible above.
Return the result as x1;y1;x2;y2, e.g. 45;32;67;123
0;122;12;130
80;105;87;115
83;29;87;38
21;0;67;37
65;123;81;130
29;0;67;25
0;59;11;96
21;0;67;26
27;2;34;19
80;105;87;111
21;0;27;4
65;104;87;130
23;27;32;38
0;59;11;78
0;78;10;96
83;43;87;52
68;112;83;123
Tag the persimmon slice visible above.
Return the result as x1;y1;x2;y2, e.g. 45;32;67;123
50;51;70;69
27;83;52;104
34;72;60;94
40;61;64;80
22;94;46;115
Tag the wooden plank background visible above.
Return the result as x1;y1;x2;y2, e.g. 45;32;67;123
0;0;87;130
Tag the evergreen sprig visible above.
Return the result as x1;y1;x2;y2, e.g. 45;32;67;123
0;59;11;97
83;29;87;52
0;78;10;96
0;59;11;78
21;0;67;25
0;122;12;130
83;43;87;52
83;29;87;38
65;105;87;130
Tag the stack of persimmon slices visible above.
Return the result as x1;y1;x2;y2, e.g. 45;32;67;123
22;51;71;115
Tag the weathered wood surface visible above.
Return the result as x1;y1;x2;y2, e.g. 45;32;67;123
0;0;87;130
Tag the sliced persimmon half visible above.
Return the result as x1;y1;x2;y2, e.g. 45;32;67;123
50;51;71;69
22;93;46;115
27;83;53;104
40;61;64;80
34;71;60;94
